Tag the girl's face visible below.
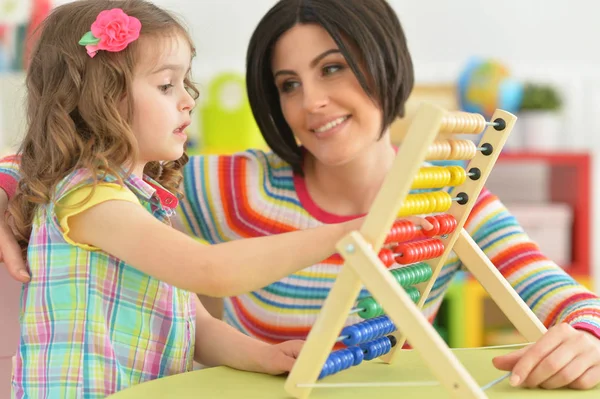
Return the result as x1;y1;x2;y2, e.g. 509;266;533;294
128;34;195;167
271;23;385;167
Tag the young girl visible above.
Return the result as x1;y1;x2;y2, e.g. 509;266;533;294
2;0;600;392
3;1;375;397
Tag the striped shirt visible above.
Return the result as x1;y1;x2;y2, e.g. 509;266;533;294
10;169;196;398
176;149;600;343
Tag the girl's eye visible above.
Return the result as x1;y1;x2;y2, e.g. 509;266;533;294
159;84;174;93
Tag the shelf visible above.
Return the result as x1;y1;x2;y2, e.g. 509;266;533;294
436;150;594;347
493;151;591;277
499;151;591;163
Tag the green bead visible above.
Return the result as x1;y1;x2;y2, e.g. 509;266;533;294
356;287;420;320
357;297;383;319
390;263;433;287
405;286;421;303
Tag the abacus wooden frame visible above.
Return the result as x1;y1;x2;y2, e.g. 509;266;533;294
284;103;547;399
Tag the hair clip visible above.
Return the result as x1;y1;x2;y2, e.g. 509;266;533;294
78;8;141;58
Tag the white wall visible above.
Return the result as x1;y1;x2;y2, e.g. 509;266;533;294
78;0;596;148
47;0;600;144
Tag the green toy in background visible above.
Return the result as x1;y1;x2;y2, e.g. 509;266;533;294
194;72;265;155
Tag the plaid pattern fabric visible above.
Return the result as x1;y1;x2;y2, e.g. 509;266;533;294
12;169;196;398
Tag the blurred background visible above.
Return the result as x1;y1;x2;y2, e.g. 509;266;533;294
1;1;599;394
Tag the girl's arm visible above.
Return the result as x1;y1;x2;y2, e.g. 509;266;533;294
192;295;301;374
67;198;361;296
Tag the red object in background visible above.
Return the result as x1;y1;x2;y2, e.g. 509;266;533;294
497;151;591;279
23;0;52;68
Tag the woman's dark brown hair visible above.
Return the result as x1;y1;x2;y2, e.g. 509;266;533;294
9;0;199;250
246;0;414;174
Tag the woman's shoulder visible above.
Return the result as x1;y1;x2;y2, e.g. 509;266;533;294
186;148;293;176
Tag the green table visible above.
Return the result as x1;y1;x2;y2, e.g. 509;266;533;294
108;346;600;398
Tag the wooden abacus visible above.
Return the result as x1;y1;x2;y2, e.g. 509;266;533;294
284;103;548;399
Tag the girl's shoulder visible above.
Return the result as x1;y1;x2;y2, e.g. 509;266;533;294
53;168;123;201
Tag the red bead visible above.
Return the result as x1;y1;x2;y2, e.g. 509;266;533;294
393;238;445;264
435;214;457;235
395;220;418;242
423;216;440;237
378;248;395;267
385;220;419;244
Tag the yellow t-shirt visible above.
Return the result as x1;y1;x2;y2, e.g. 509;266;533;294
55;183;139;251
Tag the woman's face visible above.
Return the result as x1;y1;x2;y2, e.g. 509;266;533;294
271;23;384;167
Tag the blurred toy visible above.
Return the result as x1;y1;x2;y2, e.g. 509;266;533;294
458;57;523;119
198;72;265;155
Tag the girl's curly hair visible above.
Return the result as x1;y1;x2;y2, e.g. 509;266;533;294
9;0;199;252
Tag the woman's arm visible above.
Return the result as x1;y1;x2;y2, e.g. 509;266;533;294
465;188;600;336
67;198;361;296
0;189;29;282
468;188;600;389
0;155;29;281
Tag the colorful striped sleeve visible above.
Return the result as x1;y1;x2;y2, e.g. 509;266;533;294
465;188;600;338
0;154;21;198
177;153;224;242
177;150;297;243
177;150;267;243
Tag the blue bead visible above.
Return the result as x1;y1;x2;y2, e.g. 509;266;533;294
360;322;372;343
384;320;395;335
378;318;390;336
362;337;389;360
360;341;374;360
349;346;364;366
319;357;334;379
382;337;392;355
318;366;328;379
341;325;362;346
370;319;385;340
331;353;343;374
341;351;353;371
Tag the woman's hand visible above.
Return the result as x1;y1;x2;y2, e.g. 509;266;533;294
0;189;29;282
493;323;600;389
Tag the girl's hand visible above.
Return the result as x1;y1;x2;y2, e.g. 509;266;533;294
255;340;304;375
492;323;600;389
341;215;434;235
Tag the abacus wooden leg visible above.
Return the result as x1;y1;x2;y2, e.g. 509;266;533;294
283;266;364;399
337;232;486;399
453;229;547;341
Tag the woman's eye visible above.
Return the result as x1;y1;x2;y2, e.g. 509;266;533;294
323;64;343;75
281;81;300;93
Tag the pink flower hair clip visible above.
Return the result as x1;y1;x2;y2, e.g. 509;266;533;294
78;8;141;58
